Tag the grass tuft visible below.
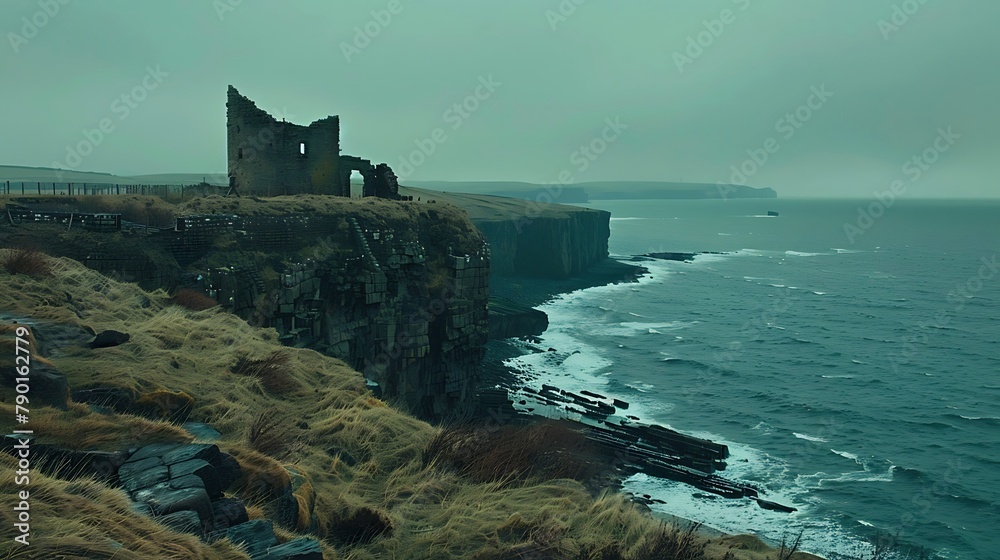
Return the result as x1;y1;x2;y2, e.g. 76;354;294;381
169;289;218;311
245;407;300;460
231;351;297;394
424;420;599;485
1;247;52;277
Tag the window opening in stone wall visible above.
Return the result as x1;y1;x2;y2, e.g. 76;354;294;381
349;170;363;198
299;142;307;156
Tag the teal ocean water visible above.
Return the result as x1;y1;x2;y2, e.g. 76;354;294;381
505;199;999;559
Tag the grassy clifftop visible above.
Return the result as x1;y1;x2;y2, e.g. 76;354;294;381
0;252;815;559
177;194;485;258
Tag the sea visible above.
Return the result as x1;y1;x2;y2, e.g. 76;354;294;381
502;198;999;559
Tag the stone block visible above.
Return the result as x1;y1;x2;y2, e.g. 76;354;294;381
118;456;164;480
139;485;213;526
209;498;248;533
127;443;183;463
121;465;169;492
266;538;323;560
227;520;278;559
169;459;222;498
161;443;221;466
215;452;243;490
168;474;207;491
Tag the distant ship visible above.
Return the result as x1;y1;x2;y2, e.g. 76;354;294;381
767;211;780;217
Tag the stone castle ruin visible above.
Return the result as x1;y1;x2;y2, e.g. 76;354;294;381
227;86;400;200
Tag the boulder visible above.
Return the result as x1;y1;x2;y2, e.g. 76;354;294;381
226;519;278;559
136;485;213;526
88;330;130;349
117;456;164;480
161;443;221;466
169;459;223;498
28;321;95;357
120;465;169;493
209;498;248;533
214;452;243;489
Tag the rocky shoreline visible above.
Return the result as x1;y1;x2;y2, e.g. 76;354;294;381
483;256;802;527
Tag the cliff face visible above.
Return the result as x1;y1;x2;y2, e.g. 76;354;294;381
399;187;611;279
475;209;609;277
1;195;489;421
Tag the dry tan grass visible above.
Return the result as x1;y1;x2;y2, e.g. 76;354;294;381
0;247;52;277
170;289;219;311
0;454;251;559
0;255;804;560
424;420;599;485
177;194;485;258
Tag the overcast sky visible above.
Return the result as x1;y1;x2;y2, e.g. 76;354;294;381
1;0;997;197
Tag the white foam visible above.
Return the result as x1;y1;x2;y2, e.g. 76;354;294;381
622;435;875;559
793;432;828;443
797;468;894;485
625;383;654;393
785;251;828;257
831;449;860;462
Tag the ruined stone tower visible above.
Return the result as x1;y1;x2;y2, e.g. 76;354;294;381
227;86;400;199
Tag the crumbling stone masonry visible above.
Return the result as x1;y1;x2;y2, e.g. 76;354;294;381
226;86;399;200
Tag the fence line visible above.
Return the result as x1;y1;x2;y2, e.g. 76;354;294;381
1;181;226;202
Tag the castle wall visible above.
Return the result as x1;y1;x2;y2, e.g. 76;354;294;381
226;86;343;196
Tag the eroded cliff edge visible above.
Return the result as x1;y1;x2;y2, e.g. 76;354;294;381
0;195;489;421
400;187;612;279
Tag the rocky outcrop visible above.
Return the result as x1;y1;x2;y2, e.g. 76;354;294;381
116;442;325;558
488;299;548;340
